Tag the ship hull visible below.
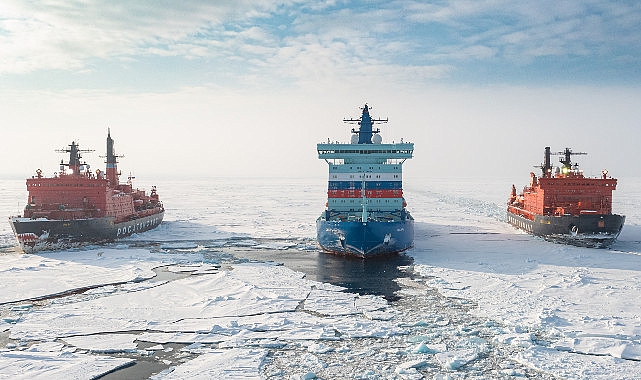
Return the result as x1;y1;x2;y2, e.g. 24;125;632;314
316;218;414;258
10;211;164;253
506;210;625;248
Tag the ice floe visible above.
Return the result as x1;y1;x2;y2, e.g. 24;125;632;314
2;177;641;378
1;249;409;378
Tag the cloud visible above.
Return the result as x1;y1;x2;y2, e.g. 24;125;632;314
0;0;640;88
0;1;295;74
400;0;641;63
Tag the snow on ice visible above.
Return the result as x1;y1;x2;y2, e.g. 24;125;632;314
0;248;408;378
0;349;134;380
408;178;641;379
151;348;267;380
2;177;641;378
0;248;157;304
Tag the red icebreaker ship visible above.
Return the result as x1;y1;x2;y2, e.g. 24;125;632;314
10;130;164;252
507;147;624;248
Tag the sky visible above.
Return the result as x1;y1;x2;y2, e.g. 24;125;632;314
1;0;640;182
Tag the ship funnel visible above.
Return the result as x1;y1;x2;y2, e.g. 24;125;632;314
543;146;552;177
105;129;119;184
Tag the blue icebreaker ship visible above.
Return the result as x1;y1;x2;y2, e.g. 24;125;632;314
316;104;414;258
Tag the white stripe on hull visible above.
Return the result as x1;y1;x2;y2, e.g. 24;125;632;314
327;172;401;181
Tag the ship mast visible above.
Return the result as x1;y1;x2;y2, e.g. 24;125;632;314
105;129;124;185
539;147;587;177
361;174;368;223
56;141;94;176
343;104;387;144
557;147;587;172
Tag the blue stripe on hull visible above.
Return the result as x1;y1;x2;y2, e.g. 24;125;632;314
316;219;414;258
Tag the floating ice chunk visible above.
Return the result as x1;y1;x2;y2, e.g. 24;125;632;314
493;333;534;348
182;342;210;354
456;336;489;352
27;341;65;352
355;369;377;379
304;289;360;316
354;294;389;312
550;338;574;352
120;281;166;292
435;349;478;370
363;310;396;321
138;332;227;345
299;352;328;371
84;285;118;295
229;239;259;247
159;242;199;250
515;346;641;379
552;336;641;360
10;308;148;342
0;350;134;379
307;342;334;354
499;368;527;377
395;359;427;378
166;265;200;273
2;316;20;325
331;316;407;338
412;342;446;354
151;348;266;380
11;304;33;312
253;242;297;250
62;333;138;353
0;248;158;304
434;317;450;327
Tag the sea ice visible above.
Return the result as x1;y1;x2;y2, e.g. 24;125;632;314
3;257;410;378
0;350;134;379
435;348;478;370
150;348;267;379
409;181;641;378
61;333;138;353
3;177;641;379
515;346;641;379
0;249;158;304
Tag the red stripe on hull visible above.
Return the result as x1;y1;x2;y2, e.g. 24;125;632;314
327;189;403;198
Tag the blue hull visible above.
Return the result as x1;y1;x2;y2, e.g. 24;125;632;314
316;218;414;258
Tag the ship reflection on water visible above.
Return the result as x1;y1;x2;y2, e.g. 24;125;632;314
227;245;414;302
312;252;414;301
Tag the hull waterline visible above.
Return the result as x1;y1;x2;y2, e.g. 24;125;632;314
10;211;164;252
316;219;414;258
507;210;624;248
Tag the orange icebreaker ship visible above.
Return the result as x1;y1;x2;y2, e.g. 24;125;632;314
10;130;164;252
507;147;624;248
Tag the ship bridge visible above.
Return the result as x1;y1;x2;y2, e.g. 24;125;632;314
317;142;414;164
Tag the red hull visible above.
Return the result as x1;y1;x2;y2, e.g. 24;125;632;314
11;130;164;251
507;147;624;247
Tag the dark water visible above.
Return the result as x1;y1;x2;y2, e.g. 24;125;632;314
229;246;415;302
